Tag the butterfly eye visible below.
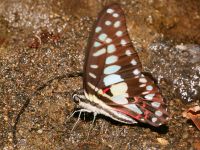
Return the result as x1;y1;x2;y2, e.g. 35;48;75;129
72;93;80;103
72;89;86;104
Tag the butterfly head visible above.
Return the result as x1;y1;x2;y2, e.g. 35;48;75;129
72;89;87;104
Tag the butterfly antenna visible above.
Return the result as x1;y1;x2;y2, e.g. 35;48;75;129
13;71;83;145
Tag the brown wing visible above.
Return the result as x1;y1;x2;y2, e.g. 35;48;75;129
84;4;141;92
84;4;168;126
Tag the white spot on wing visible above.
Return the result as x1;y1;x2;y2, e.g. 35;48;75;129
155;110;163;116
94;41;101;47
139;78;147;83
113;13;119;17
152;117;157;122
110;82;128;96
93;48;106;56
106;38;112;43
133;69;140;75
142;91;149;95
105;55;118;64
144;94;155;100
89;72;96;78
151;102;161;108
111;94;128;104
98;33;107;41
131;59;137;65
103;74;124;86
87;82;95;90
139;84;146;87
90;65;98;69
125;50;132;56
146;85;153;91
120;39;127;46
125;104;143;114
114;21;121;28
107;44;116;53
104;65;121;74
95;26;102;33
116;31;123;37
107;8;114;14
105;20;112;26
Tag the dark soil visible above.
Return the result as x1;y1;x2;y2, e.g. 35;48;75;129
0;0;200;149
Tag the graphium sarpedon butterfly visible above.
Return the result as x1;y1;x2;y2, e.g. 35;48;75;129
72;4;168;126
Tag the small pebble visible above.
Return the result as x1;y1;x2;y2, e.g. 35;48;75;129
157;138;169;145
37;129;43;134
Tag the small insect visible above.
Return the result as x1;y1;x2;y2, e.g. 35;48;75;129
72;4;168;126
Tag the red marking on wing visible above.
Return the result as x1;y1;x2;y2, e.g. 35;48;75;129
135;114;142;120
144;111;150;120
103;87;110;94
142;103;146;108
113;107;141;121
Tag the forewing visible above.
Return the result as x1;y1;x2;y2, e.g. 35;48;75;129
83;4;141;92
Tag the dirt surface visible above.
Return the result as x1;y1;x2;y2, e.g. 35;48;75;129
0;0;200;149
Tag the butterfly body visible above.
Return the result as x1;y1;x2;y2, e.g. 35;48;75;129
72;4;168;127
73;89;138;124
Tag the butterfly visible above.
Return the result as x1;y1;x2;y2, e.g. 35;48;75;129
72;4;168;127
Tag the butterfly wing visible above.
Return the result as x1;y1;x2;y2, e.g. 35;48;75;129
84;4;168;126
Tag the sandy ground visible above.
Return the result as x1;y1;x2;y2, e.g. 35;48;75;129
0;0;200;149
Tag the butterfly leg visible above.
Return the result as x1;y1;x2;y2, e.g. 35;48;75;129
92;112;97;125
87;112;98;139
67;110;80;121
71;109;92;131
